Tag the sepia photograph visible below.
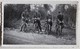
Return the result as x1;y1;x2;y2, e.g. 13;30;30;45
3;3;77;45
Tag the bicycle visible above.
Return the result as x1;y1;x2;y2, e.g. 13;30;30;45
34;23;40;33
56;22;64;36
20;22;28;32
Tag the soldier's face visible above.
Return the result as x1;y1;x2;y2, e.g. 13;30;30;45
48;19;51;21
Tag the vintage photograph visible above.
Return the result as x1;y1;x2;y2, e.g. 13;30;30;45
3;4;77;45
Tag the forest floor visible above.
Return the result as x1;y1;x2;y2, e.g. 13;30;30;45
3;26;76;45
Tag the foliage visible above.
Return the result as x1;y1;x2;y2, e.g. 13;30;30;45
4;4;77;29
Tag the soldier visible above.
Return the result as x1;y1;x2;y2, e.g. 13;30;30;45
20;11;29;32
56;12;64;35
48;18;52;32
46;18;52;34
33;17;42;32
45;15;52;34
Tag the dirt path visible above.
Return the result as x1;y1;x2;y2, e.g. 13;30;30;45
3;28;76;45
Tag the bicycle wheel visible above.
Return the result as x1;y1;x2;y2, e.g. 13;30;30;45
60;25;63;35
44;23;48;34
56;24;60;36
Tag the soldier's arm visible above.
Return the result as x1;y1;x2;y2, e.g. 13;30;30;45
62;15;64;23
21;12;26;19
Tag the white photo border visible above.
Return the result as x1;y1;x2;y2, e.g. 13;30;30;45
1;0;80;49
